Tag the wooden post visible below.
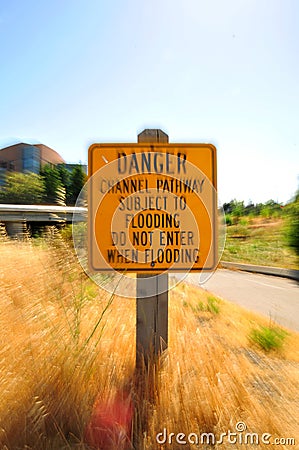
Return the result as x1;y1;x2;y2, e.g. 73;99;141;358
136;129;169;368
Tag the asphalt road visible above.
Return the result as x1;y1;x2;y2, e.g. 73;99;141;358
184;269;299;332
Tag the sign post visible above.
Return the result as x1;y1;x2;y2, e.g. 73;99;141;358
88;130;217;366
136;129;169;368
87;130;217;447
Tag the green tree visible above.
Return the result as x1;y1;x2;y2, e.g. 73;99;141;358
68;165;87;205
260;200;282;219
57;164;71;198
285;192;299;257
226;199;245;224
0;172;45;204
40;165;66;205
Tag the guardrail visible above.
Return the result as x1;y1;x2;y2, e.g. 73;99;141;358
221;261;299;282
0;204;87;237
0;204;87;223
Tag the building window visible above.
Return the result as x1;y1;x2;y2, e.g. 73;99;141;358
22;146;40;173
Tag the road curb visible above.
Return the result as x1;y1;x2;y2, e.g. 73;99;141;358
220;261;299;282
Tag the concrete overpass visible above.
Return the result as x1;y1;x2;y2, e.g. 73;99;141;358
0;204;87;236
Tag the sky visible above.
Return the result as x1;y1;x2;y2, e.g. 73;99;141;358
0;0;298;205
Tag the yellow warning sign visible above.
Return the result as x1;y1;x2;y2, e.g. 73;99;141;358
88;143;217;273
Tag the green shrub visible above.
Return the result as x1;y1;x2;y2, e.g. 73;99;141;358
239;218;248;226
249;325;288;352
284;195;299;257
230;224;249;237
207;296;220;314
225;214;233;226
195;301;206;312
60;224;73;241
228;245;238;255
190;296;221;315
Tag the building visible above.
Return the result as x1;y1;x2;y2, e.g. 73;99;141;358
0;142;66;185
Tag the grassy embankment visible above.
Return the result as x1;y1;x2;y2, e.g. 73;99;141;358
222;217;298;270
0;238;298;449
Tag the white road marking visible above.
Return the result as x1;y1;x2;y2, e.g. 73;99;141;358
212;270;294;291
241;277;285;290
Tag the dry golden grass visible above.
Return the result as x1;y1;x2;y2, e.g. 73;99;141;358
0;238;298;449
